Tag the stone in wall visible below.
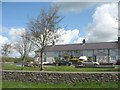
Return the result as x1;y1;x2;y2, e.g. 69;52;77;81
2;71;119;83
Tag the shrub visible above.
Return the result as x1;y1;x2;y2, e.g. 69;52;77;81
25;57;34;62
70;58;79;61
87;57;93;61
2;57;15;62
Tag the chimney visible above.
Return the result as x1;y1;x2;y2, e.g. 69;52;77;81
82;39;86;44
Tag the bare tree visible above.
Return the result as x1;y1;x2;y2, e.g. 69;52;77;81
1;43;11;57
14;32;32;70
26;6;63;70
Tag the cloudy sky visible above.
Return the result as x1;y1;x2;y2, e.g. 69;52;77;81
1;0;119;57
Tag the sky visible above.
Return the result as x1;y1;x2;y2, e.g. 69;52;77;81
0;1;119;57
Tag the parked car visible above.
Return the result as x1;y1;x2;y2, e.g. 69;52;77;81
75;61;99;68
82;61;99;66
53;60;72;66
42;61;51;65
79;56;87;61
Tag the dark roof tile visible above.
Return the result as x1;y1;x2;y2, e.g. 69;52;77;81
36;42;118;52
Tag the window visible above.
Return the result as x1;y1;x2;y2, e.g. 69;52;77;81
111;56;116;60
110;49;118;56
98;57;101;60
94;49;108;55
44;57;46;62
73;50;78;54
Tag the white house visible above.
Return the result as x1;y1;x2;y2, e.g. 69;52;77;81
34;39;119;64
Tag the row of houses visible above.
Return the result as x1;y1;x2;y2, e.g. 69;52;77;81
34;38;119;64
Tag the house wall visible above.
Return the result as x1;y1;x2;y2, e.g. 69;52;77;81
83;50;93;57
46;57;55;63
34;48;118;64
44;51;58;63
45;51;58;57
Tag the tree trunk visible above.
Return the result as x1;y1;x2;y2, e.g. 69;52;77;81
21;55;25;70
40;51;43;71
118;37;120;60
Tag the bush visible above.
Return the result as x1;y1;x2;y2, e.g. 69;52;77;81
87;57;93;61
2;57;15;62
25;57;34;62
70;58;79;61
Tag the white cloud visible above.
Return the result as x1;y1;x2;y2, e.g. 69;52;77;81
86;3;118;42
9;28;25;36
9;28;26;42
8;28;38;57
0;35;9;47
53;2;118;43
56;28;82;44
5;28;26;57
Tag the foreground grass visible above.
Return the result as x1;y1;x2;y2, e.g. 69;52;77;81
2;80;119;88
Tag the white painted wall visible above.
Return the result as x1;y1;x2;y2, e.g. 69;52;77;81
46;57;55;63
34;49;118;63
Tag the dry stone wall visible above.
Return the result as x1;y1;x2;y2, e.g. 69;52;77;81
2;71;119;83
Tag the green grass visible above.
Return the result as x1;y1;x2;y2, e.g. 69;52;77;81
2;63;119;72
2;80;119;88
44;66;118;72
2;63;21;70
0;81;2;89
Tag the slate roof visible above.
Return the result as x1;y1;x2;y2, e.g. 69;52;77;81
36;41;118;52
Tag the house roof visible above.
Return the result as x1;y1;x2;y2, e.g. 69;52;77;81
36;41;118;52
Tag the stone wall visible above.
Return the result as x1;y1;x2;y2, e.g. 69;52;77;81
2;71;119;83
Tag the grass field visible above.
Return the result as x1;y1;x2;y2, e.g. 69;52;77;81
2;80;119;88
2;63;119;72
